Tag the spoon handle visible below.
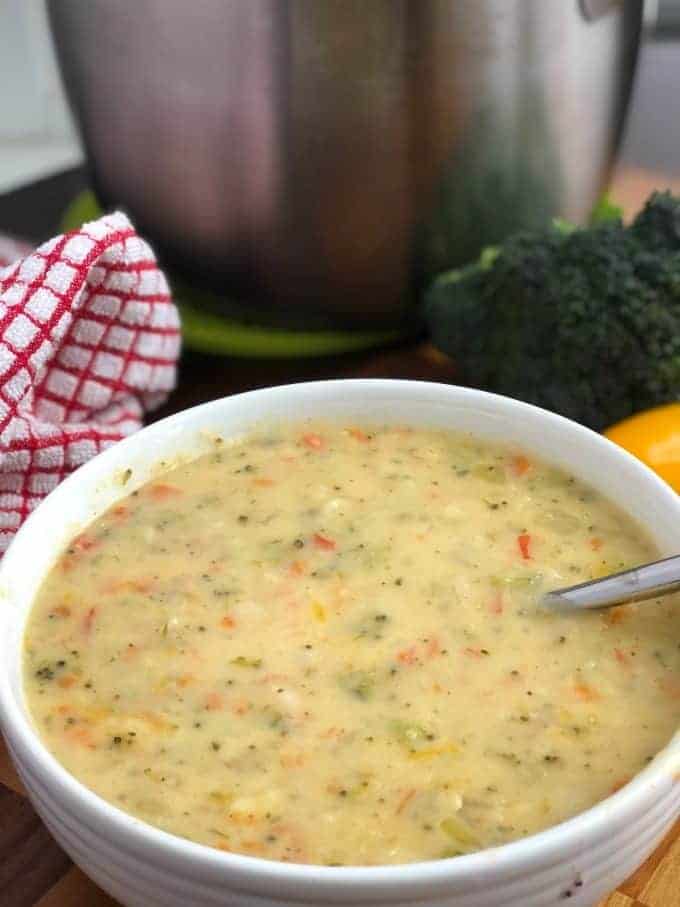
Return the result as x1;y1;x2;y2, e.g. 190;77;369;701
543;554;680;610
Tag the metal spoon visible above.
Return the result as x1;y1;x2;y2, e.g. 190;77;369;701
543;554;680;611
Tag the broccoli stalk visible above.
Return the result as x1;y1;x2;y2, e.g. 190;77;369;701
424;191;680;431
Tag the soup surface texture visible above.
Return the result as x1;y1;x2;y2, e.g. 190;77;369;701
23;422;680;866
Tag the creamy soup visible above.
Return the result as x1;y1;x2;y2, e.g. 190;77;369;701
23;422;680;866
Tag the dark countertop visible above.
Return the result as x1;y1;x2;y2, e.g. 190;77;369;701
0;166;88;244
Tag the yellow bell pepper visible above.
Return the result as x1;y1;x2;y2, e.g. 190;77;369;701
603;403;680;492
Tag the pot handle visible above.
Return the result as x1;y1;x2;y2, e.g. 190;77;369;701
580;0;680;34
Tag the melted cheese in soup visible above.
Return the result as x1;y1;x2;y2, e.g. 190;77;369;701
23;422;680;865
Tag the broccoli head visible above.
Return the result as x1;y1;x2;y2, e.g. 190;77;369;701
424;191;680;431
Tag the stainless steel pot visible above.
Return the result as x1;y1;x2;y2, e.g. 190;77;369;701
49;0;643;332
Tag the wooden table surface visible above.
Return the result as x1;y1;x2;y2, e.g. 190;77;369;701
1;164;679;906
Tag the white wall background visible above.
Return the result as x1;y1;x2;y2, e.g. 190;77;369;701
0;0;84;192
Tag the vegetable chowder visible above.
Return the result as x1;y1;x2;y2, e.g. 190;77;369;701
23;423;680;865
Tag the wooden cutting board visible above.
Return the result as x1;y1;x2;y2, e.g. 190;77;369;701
0;731;677;906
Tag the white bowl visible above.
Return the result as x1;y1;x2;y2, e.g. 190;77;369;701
0;380;678;907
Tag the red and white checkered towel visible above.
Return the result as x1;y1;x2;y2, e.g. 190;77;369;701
0;212;181;553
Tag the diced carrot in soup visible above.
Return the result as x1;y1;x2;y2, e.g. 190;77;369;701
21;421;678;866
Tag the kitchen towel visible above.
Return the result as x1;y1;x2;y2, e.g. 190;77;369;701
0;212;181;554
